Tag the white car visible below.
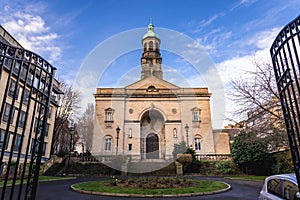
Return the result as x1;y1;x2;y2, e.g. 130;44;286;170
259;174;300;200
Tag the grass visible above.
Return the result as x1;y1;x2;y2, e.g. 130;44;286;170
225;175;266;181
73;178;228;195
0;176;76;187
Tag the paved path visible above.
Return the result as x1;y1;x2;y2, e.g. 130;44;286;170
36;176;262;200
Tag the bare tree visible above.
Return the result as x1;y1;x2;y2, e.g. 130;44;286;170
229;60;288;151
76;103;94;154
52;79;81;156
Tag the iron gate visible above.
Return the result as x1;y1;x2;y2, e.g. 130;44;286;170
270;15;300;191
0;41;55;199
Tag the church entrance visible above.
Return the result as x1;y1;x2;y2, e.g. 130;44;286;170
146;133;159;159
140;109;165;160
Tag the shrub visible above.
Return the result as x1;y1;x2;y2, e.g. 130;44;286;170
177;154;192;164
215;161;237;175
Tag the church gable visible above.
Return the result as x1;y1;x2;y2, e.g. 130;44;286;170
125;76;179;90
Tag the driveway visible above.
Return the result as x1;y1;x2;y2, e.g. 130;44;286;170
34;176;263;200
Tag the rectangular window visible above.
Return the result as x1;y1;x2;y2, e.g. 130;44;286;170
0;129;10;150
47;106;52;119
22;89;30;105
12;134;22;151
13;60;21;74
105;138;112;151
193;111;199;121
3;58;12;69
18;110;26;128
128;144;132;151
8;79;19;99
27;69;34;85
2;103;15;124
45;123;49;137
30;139;46;156
20;63;28;81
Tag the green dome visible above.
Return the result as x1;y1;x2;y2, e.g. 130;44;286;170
143;19;159;39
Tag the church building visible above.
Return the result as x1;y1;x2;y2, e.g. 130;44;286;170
92;21;229;162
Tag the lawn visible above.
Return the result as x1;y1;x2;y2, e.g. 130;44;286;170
225;175;266;181
73;177;229;195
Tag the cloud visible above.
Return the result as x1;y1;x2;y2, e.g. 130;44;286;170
0;3;61;64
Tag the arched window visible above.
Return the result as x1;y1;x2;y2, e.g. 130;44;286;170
149;41;153;51
104;136;112;151
156;42;159;52
173;128;177;138
144;43;147;52
194;137;201;150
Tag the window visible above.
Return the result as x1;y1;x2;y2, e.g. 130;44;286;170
129;128;132;138
12;134;22;151
195;138;201;150
47;106;52;119
144;43;147;51
45;123;49;137
191;108;201;128
2;103;15;124
8;79;19;99
105;108;114;127
283;180;298;200
156;42;159;51
18;110;26;128
22;89;30;105
104;137;112;151
173;128;177;138
13;60;21;74
0;129;9;150
34;117;42;133
3;58;12;69
128;144;132;151
20;63;28;81
27;69;34;85
267;179;282;198
105;108;114;122
30;139;47;156
149;41;153;51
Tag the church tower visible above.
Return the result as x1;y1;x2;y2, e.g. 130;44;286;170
141;19;162;79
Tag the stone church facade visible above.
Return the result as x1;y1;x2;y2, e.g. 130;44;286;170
92;22;229;162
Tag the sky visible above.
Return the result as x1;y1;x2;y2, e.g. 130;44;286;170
0;0;299;128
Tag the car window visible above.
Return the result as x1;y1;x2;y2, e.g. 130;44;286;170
268;178;282;198
283;180;298;200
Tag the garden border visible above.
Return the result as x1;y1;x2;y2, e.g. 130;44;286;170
70;181;231;198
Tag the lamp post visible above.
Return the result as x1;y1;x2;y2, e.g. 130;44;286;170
116;126;120;155
185;124;189;147
69;124;75;153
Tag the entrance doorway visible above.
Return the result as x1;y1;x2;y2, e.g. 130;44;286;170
146;133;159;159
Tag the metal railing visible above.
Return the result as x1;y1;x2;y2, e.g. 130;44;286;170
0;41;55;199
271;14;300;192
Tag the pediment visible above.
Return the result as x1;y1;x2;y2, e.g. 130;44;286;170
125;76;179;90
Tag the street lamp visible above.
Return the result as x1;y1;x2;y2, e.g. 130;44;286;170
69;124;75;153
116;126;120;155
185;124;189;147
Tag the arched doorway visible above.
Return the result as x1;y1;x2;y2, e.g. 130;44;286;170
146;133;159;159
140;109;165;160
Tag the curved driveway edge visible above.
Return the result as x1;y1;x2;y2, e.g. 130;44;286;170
70;181;231;198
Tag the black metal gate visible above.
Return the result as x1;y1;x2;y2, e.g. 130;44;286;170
270;15;300;191
0;41;55;199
